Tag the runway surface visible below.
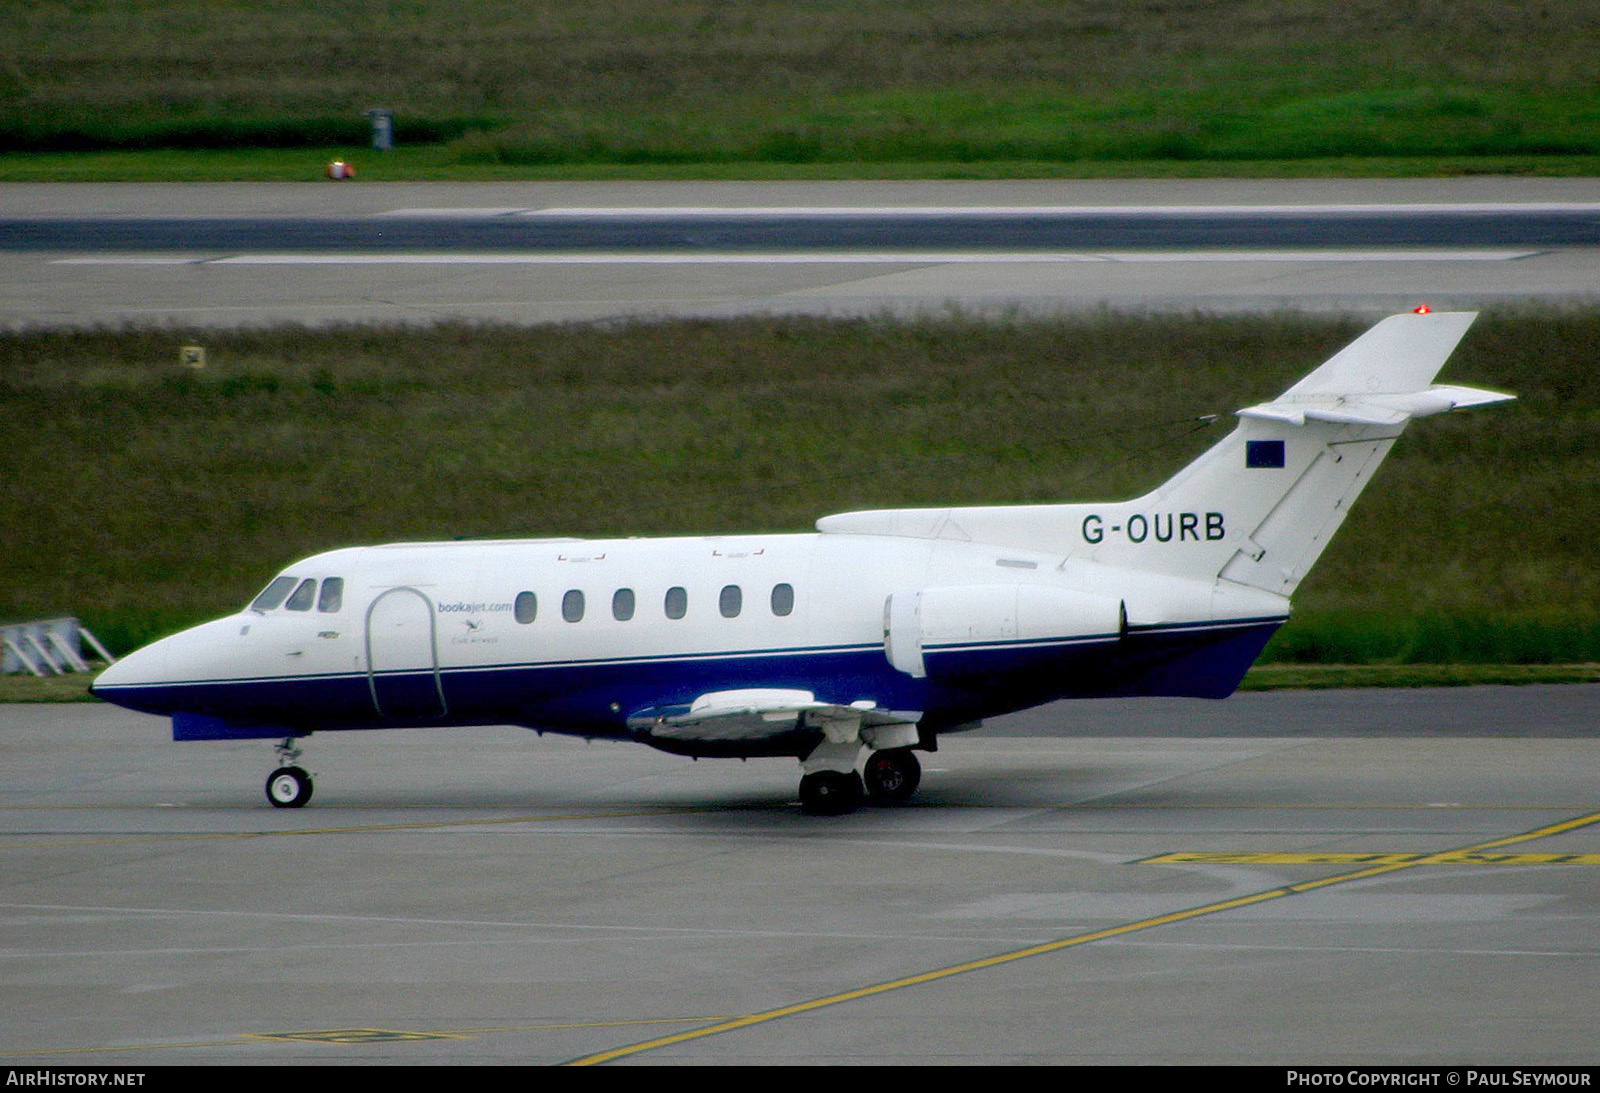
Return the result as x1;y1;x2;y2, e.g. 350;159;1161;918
10;204;1600;250
2;690;1597;1065
5;179;1600;326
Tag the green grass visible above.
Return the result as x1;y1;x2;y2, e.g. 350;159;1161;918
5;147;1600;183
2;311;1596;664
0;672;106;703
2;1;1598;177
1239;664;1600;691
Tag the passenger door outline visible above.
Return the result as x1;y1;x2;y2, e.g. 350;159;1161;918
364;586;447;719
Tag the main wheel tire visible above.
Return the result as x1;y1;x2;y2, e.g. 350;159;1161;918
266;765;313;809
863;749;922;804
799;770;862;816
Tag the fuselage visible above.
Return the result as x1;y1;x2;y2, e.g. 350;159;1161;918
92;529;1288;756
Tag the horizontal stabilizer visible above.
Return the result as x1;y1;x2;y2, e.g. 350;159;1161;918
1239;383;1515;427
1425;384;1519;411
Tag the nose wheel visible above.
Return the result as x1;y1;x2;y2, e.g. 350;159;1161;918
266;765;313;808
266;737;313;808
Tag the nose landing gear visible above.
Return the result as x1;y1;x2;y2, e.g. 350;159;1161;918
266;738;314;808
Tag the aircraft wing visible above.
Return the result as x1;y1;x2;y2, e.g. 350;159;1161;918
627;688;920;743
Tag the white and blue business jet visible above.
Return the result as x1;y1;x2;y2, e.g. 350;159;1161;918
93;311;1512;814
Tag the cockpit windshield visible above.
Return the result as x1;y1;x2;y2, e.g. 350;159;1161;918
248;575;347;614
318;577;344;613
249;575;298;612
284;579;318;611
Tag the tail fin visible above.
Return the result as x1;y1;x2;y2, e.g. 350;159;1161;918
1134;310;1511;594
818;311;1513;597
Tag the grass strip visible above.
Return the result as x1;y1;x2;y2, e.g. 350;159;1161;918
5;148;1600;183
2;2;1596;178
1239;664;1600;691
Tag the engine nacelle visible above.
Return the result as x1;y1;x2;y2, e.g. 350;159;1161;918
883;584;1124;679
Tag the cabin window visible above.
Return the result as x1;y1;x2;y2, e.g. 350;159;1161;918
317;577;344;613
250;575;297;612
612;588;635;621
562;589;585;623
664;586;687;620
771;582;794;617
719;584;742;618
284;578;317;612
514;591;537;624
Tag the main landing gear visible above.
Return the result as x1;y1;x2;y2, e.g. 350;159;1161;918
798;769;863;815
863;747;921;803
798;743;922;816
266;737;313;809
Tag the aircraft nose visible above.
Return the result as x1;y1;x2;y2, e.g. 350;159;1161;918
91;641;155;695
91;618;242;715
91;634;179;712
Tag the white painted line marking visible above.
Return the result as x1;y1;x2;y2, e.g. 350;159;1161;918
521;203;1600;217
0;901;1047;946
54;249;1539;267
1100;249;1537;263
51;257;205;265
379;207;530;218
1105;938;1600;958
